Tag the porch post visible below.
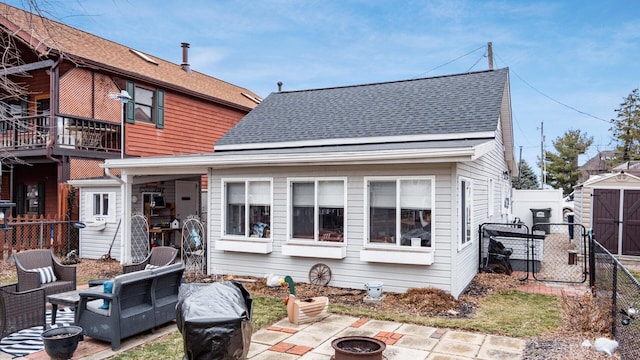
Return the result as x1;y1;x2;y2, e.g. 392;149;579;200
121;171;133;264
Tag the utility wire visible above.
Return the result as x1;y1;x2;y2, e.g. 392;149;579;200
494;52;610;124
466;53;486;72
413;45;485;79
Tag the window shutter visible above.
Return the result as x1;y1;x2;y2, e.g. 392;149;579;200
14;183;25;215
155;89;164;129
37;181;45;215
125;81;135;123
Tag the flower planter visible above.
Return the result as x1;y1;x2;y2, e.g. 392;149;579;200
41;325;83;360
331;336;386;360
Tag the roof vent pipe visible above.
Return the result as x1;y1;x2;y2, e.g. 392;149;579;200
181;42;191;74
277;81;283;92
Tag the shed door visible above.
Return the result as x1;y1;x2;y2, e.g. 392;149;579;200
622;190;640;256
592;189;620;254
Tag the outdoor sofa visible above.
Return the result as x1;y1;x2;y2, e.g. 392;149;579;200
76;262;185;350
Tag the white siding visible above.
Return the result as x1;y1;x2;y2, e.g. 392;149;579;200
453;123;509;296
208;163;457;296
77;185;122;260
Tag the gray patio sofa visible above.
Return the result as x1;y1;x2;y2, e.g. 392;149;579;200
76;263;185;350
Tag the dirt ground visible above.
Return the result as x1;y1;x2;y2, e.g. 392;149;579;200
0;257;620;359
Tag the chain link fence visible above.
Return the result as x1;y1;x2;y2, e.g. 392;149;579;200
0;215;81;259
479;221;588;284
591;238;640;360
531;222;588;283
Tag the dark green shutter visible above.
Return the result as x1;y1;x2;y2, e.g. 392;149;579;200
155;89;164;129
37;181;45;215
125;81;135;124
14;183;25;215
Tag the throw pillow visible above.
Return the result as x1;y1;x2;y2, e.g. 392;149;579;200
33;266;57;284
145;264;159;270
99;280;114;310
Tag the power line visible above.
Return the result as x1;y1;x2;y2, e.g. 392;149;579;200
494;52;611;123
412;45;485;79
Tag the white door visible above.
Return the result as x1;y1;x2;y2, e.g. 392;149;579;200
175;180;200;223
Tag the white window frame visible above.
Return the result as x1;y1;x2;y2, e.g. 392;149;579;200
360;176;435;266
216;178;273;254
220;178;273;241
86;191;116;223
488;178;494;217
458;177;473;250
282;177;347;259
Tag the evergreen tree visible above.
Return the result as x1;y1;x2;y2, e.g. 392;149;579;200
543;129;592;195
513;159;538;189
610;88;640;164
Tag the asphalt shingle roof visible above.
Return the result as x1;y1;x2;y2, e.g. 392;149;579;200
216;68;508;148
0;3;260;110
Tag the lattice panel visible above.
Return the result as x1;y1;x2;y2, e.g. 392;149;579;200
181;215;206;274
59;68;121;123
130;214;149;263
69;158;105;180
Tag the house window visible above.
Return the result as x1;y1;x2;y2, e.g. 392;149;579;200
0;99;27;133
26;184;40;214
367;177;433;248
93;193;109;216
134;86;153;123
289;179;345;242
87;192;116;223
125;81;165;128
488;178;494;217
460;178;472;247
223;180;271;238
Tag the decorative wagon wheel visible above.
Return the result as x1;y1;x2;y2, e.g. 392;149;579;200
309;263;332;286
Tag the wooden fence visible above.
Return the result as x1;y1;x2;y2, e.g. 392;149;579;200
0;214;80;259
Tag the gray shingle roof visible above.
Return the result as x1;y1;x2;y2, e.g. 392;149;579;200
215;68;508;148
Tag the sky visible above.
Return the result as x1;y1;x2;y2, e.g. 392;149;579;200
6;0;640;181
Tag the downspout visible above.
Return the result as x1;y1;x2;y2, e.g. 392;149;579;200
105;165;128;264
104;166;124;184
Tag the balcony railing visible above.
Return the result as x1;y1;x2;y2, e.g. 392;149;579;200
0;115;121;153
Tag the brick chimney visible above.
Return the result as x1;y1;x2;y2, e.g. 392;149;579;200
181;42;191;74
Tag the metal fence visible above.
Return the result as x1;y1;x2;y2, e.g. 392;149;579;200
0;215;81;259
591;238;640;360
530;222;588;283
479;222;588;284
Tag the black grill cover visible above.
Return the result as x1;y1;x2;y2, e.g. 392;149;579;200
176;282;253;360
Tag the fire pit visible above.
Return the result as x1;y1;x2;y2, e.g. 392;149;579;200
331;336;386;360
41;325;83;360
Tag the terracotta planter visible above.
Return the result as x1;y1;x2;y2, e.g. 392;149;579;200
331;336;386;360
41;325;83;360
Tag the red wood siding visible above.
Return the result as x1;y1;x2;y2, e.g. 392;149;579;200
125;91;247;157
26;70;49;113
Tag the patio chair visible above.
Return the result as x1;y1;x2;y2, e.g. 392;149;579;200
122;246;178;274
0;283;46;338
14;249;77;296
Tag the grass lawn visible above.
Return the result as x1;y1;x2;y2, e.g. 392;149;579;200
111;289;561;359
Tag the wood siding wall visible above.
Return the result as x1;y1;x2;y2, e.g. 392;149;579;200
454;125;507;296
207;163;458;296
126;91;247;157
77;185;122;260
